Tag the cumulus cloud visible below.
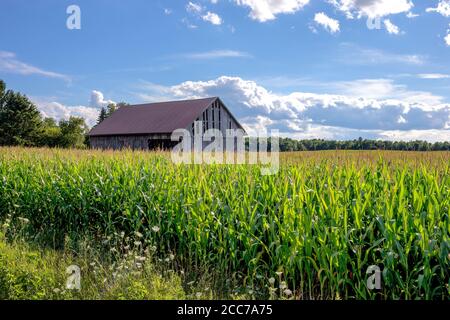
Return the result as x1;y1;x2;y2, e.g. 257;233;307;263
383;19;401;35
378;129;450;142
314;12;340;33
329;0;414;18
135;76;450;141
202;12;223;25
89;90;115;108
32;90;115;128
32;78;450;140
32;99;99;127
186;1;223;26
0;51;70;82
234;0;310;22
426;0;450;17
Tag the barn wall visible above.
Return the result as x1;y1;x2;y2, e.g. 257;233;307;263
90;134;172;150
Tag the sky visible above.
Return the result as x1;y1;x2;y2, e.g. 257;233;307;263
1;0;450;141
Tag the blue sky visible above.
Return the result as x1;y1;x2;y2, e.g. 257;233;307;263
1;0;450;141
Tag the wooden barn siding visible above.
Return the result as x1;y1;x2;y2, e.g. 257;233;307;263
90;134;172;150
188;100;243;151
189;99;241;135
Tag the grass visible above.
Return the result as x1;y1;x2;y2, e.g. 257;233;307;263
0;147;449;300
0;231;186;300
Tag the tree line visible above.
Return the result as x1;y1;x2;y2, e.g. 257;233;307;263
1;79;449;151
0;80;90;148
260;137;450;152
0;80;125;149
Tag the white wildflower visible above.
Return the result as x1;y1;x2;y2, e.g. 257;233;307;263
284;289;293;296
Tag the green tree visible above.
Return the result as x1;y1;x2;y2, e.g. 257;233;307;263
115;102;129;109
97;107;108;125
97;102;129;125
38;118;61;147
58;117;88;148
0;80;5;97
0;80;42;146
106;103;117;117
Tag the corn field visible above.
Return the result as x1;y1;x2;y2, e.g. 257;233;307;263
0;147;449;299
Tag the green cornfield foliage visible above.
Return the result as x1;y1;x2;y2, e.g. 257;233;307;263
0;147;449;299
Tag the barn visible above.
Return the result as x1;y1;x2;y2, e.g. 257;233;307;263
88;97;245;150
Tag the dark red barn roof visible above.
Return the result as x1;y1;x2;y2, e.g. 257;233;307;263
88;97;243;136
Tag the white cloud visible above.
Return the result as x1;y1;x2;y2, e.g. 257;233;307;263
339;44;426;65
379;129;450;142
186;2;222;26
314;12;340;33
406;11;419;18
33;90;115;127
0;51;70;82
446;26;450;46
186;2;203;14
202;12;223;25
332;79;443;105
330;0;414;18
426;0;450;17
33;78;449;140
164;8;172;15
38;102;100;127
175;50;252;59
89;90;115;108
418;73;450;79
135;75;450;141
383;19;401;35
234;0;310;22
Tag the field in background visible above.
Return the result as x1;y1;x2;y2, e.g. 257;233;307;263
0;147;449;299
